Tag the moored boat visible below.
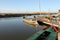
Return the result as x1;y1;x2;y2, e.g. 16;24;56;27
28;20;57;40
23;18;38;25
28;27;57;40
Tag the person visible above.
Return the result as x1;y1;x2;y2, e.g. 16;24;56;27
34;16;36;18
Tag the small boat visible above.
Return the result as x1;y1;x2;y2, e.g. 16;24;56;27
28;20;57;40
23;21;38;27
23;18;38;25
28;27;57;40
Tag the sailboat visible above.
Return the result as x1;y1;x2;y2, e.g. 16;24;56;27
28;0;58;40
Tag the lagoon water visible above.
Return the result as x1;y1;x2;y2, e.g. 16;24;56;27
0;17;43;40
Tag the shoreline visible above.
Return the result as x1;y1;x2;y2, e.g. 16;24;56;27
0;14;40;18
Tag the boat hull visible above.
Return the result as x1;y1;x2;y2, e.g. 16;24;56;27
23;19;38;25
28;27;57;40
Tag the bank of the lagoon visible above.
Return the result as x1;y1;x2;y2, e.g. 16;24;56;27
0;17;43;40
0;13;40;18
0;12;57;18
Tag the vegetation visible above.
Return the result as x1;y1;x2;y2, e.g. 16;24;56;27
0;13;40;18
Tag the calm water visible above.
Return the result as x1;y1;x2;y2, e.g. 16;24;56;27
0;17;43;40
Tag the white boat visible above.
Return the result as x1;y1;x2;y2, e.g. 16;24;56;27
23;18;38;25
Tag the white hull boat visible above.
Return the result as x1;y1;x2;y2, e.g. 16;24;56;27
23;18;38;25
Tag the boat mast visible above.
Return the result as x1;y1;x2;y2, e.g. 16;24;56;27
39;0;41;15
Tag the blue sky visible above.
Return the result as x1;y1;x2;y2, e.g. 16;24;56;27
0;0;60;13
40;0;60;12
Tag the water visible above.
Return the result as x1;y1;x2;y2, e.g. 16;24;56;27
0;17;43;40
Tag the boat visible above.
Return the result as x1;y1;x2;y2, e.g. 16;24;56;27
28;27;57;40
23;18;38;25
23;21;38;27
28;20;57;40
37;17;60;28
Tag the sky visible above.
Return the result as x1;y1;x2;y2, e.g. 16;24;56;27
0;0;60;13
